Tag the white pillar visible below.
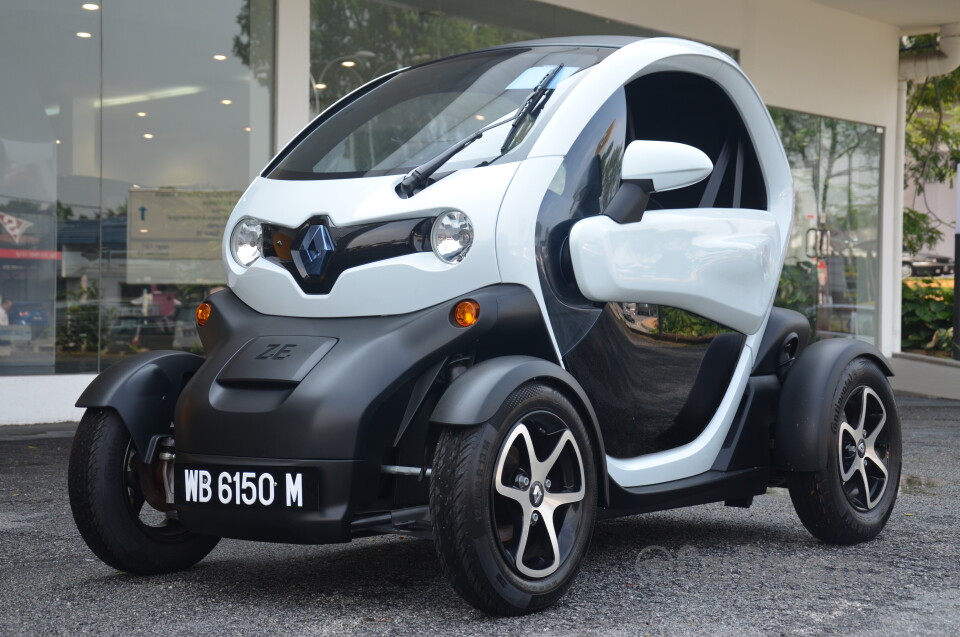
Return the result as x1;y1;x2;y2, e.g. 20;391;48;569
881;79;907;358
956;161;960;230
247;0;277;179
274;0;311;155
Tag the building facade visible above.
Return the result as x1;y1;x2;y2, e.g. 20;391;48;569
1;0;957;424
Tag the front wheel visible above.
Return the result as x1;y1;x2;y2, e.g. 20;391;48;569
68;409;220;574
788;358;902;544
430;382;597;615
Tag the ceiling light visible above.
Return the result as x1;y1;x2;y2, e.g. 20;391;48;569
55;139;61;144
139;229;149;233
76;32;92;38
340;60;356;68
136;112;147;117
81;3;100;9
132;184;141;189
244;127;252;132
143;133;154;139
314;83;327;90
96;85;202;108
213;54;227;61
220;99;233;105
474;114;485;121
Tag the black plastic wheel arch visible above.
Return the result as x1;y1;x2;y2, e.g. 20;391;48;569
75;351;205;458
773;339;893;472
430;355;609;506
752;307;811;377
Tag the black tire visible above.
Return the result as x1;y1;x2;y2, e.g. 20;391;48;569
430;382;597;615
787;358;901;544
68;409;219;574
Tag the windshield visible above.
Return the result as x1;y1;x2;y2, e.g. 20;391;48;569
266;45;617;180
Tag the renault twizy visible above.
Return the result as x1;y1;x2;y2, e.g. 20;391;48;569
69;36;902;615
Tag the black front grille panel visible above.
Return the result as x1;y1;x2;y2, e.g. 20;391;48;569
263;216;433;294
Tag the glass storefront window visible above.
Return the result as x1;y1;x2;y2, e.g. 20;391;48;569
771;107;883;344
2;0;879;380
0;0;274;376
305;0;692;119
1;2;101;375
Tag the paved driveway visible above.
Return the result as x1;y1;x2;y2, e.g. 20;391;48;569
1;396;958;636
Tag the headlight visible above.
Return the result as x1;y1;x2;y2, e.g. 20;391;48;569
431;210;473;263
230;217;263;267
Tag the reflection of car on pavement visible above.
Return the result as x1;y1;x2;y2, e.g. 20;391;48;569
9;302;50;338
70;36;904;616
902;252;955;278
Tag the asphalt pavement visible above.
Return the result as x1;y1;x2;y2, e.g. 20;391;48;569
1;395;958;636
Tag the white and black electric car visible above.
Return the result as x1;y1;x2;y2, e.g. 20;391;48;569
69;36;902;615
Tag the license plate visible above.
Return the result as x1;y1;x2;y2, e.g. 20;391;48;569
177;466;318;509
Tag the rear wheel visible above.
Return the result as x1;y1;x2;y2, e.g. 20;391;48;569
430;382;597;615
68;409;219;574
788;358;901;544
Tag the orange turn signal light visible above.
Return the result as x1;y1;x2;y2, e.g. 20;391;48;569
453;299;480;327
196;302;212;326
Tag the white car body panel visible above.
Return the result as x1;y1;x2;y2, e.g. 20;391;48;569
569;209;782;336
496;155;566;356
225;163;518;318
621;140;714;191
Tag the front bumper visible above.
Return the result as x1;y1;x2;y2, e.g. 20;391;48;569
172;284;548;543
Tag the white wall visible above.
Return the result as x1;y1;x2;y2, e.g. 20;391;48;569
0;374;94;425
543;0;902;356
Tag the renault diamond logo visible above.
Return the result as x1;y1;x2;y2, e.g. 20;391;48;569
530;482;544;507
292;224;335;278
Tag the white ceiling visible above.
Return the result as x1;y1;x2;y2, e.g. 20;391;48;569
811;0;960;30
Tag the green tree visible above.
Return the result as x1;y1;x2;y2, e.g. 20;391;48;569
56;200;74;220
304;0;530;113
901;34;960;252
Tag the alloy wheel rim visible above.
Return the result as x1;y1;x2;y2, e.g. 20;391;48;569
837;386;890;511
492;413;586;578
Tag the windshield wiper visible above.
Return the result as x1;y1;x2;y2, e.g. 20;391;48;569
499;63;564;155
397;64;565;198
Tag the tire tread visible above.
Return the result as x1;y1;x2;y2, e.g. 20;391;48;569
68;409;219;574
786;359;900;545
430;383;595;615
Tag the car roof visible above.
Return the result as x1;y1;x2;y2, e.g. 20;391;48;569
483;35;643;50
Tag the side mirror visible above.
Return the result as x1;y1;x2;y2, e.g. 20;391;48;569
621;140;713;192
